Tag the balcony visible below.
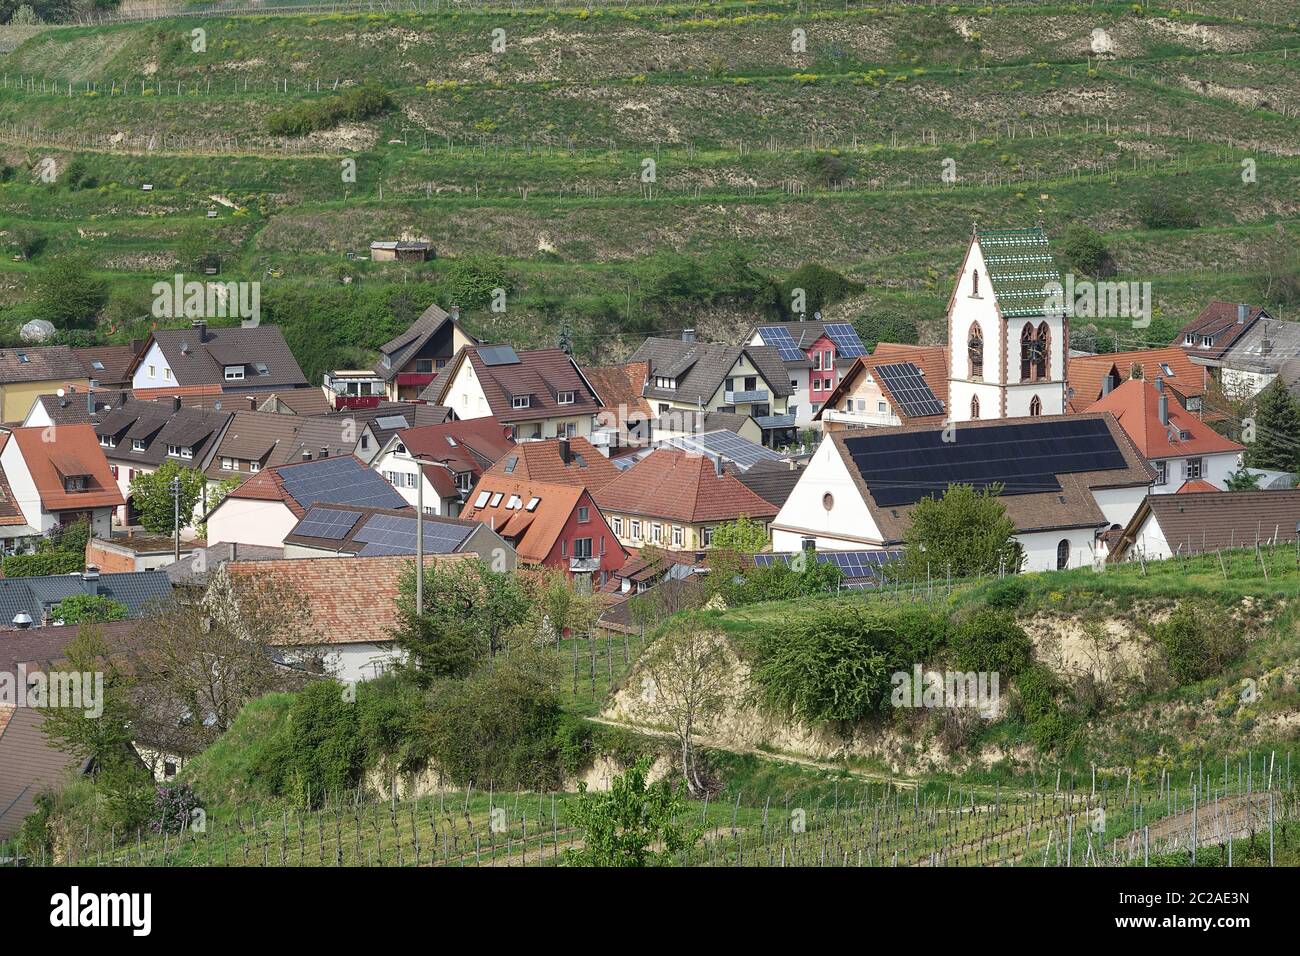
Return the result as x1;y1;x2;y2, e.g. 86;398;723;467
724;389;769;404
569;556;601;573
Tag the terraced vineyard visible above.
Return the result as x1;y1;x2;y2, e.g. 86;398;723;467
0;1;1297;371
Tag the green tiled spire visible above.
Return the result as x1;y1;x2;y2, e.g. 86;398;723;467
975;226;1063;319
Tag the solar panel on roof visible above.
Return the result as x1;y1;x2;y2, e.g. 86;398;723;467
759;326;806;362
874;362;945;418
479;345;520;366
666;430;783;472
294;507;363;540
823;323;866;358
353;513;472;555
750;550;902;580
374;415;410;430
279;456;410;510
844;419;1127;508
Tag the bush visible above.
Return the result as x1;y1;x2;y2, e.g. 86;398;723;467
1137;191;1200;230
1014;664;1076;752
50;594;128;624
1154;601;1243;684
1058;224;1113;277
951;609;1032;678
250;679;364;808
265;83;394;136
151;783;202;835
982;577;1029;611
2;550;83;577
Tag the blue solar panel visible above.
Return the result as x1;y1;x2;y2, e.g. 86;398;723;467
824;323;866;358
666;430;783;472
353;513;472;555
479;345;520;366
874;362;944;418
750;550;902;580
279;457;410;511
294;507;363;540
759;326;806;362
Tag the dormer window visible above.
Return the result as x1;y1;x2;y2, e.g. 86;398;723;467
180;446;193;460
224;365;245;381
1201;336;1213;349
455;472;472;493
1184;333;1194;346
557;391;575;405
654;376;677;390
249;461;260;473
512;396;531;410
63;475;88;493
99;434;116;448
167;444;182;457
132;439;145;452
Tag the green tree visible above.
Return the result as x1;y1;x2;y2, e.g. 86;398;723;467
1224;468;1262;491
900;483;1024;579
709;516;770;553
34;257;108;330
565;758;700;867
1246;380;1300;473
1058;224;1112;277
51;594;128;624
128;462;208;534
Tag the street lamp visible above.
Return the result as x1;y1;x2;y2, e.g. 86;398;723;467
396;449;456;616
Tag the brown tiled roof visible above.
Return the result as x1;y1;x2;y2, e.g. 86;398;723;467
258;389;334;416
133;325;307;390
97;400;231;468
461;476;585;563
226;554;470;645
733;458;804;508
74;344;140;387
427;346;602;424
594;447;778;524
629;338;794;404
1067;347;1209;413
374;304;477;381
322;402;453;451
580;362;653;420
1173;300;1269;362
1112;489;1300;560
205;411;359;478
392;416;514;471
1086;379;1243;460
0;345;88;385
7;424;126;512
1176;479;1219;494
822;413;1154;544
483;437;619;491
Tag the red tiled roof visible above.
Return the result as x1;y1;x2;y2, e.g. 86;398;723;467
1086;379;1243;460
461;476;585;564
1176;479;1220;494
226;554;469;645
1067;348;1209;413
223;454;404;518
394;417;514;473
1172;300;1267;361
594;447;778;524
482;437;620;491
7;424;125;512
580;362;653;421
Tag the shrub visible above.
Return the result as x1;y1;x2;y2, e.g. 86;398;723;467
1014;664;1076;752
951;609;1032;678
50;594;128;624
265;83;394;136
2;550;83;577
250;679;364;808
982;577;1029;611
151;783;202;835
1154;601;1243;684
1137;191;1200;230
1058;224;1113;277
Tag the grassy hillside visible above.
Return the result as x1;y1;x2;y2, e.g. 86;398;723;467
0;2;1296;368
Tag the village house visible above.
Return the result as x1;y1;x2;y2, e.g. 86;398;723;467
580;360;655;452
420;344;604;442
128;321;309;397
281;503;515;567
947;226;1069;423
254;388;335;417
1172;300;1272;392
461;475;626;583
1066;346;1213;418
204;454;409;549
322;402;454;464
0;345;91;424
73;344;140;391
593;447;779;552
372;417;516;517
816;344;950;432
367;304;477;403
0;567;172;629
479;436;620;492
629;333;794;447
0;424;125;542
202;408;359;483
769;413;1154;570
745;320;868;428
1209;312;1300;401
369;240;433;262
1086;378;1243;493
1109;489;1300;562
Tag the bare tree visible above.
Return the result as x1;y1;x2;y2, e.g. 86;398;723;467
640;616;731;796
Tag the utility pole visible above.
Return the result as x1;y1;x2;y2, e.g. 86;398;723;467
416;466;423;615
171;476;181;561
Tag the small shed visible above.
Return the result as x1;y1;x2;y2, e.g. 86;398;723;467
370;240;433;262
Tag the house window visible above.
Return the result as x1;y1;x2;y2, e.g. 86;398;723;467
180;446;193;460
132;439;145;452
512;396;530;409
650;524;662;544
249;462;260;473
63;476;87;493
790;380;799;391
221;457;234;471
167;444;181;457
360;435;370;450
968;323;983;379
164;368;172;381
99;434;115;448
971;269;980;296
557;391;575;405
148;365;156;378
416;360;434;373
110;465;118;479
455;472;472;493
1186;458;1203;480
1029;395;1042;417
701;526;714;546
1202;336;1213;348
224;365;245;381
1184;333;1194;346
672;526;683;548
577;506;590;523
971;395;980;419
1020;323;1047;381
1056;539;1070;571
573;538;593;559
878;401;887;414
1155;461;1167;486
630;519;641;541
610;516;622;536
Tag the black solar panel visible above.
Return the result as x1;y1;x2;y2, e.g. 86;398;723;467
874;362;944;418
759;326;806;362
353;513;472;555
666;430;783;471
751;550;902;579
479;345;520;367
844;418;1128;508
280;456;410;510
823;323;866;358
294;507;363;540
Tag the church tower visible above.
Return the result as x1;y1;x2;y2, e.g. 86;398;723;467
947;225;1068;422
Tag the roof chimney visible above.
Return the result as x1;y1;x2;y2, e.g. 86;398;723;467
682;328;696;343
1237;303;1248;324
558;437;571;464
248;395;258;411
83;565;100;597
320;446;329;459
192;319;208;342
11;611;32;629
302;450;312;462
173;396;182;413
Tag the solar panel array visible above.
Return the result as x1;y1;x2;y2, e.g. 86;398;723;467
352;513;472;556
479;345;520;366
280;456;410;510
758;326;806;362
844;418;1128;508
874;362;945;418
751;550;902;580
823;323;866;358
666;430;784;471
294;507;363;540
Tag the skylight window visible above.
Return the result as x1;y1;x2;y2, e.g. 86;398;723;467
503;456;518;474
506;495;522;509
91;360;105;370
445;436;458;446
525;497;540;511
489;493;503;507
474;491;490;508
16;352;28;364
